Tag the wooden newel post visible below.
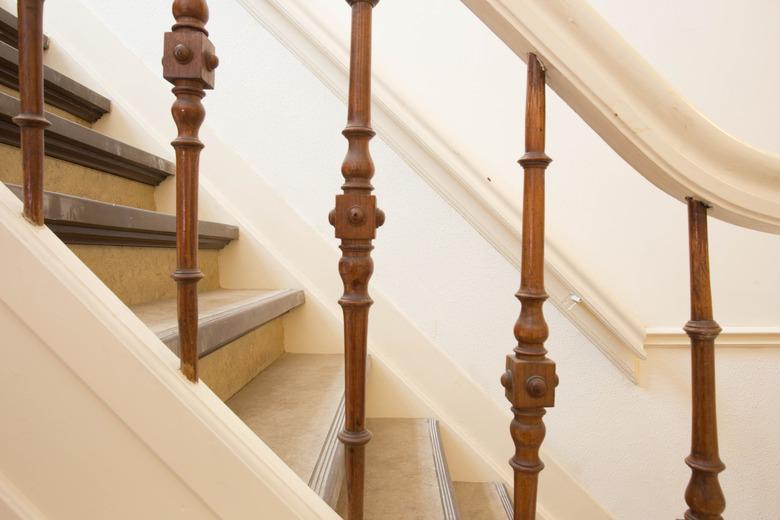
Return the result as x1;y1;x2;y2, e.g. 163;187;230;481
162;0;218;382
683;199;726;520
500;54;557;520
328;1;383;518
14;0;50;225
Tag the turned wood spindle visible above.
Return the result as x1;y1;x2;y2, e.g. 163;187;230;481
162;0;218;382
14;0;50;225
500;53;557;520
328;1;383;518
683;198;726;520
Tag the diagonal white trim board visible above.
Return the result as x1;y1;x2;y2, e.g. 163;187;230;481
237;0;646;383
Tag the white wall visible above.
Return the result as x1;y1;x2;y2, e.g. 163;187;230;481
36;0;780;518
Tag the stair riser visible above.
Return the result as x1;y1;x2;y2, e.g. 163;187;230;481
200;319;285;401
0;144;156;210
453;482;512;520
69;245;220;307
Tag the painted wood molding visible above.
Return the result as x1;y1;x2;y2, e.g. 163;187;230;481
646;327;780;349
237;0;647;382
0;184;341;520
462;0;780;234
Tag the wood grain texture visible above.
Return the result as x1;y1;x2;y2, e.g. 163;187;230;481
13;0;49;225
163;0;218;382
329;1;383;518
500;54;556;520
683;199;726;520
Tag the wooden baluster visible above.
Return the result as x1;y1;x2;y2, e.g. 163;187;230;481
162;0;218;382
500;54;557;520
328;1;383;518
683;199;726;520
14;0;50;225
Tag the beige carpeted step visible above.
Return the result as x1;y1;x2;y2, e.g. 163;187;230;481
132;288;305;401
453;482;513;520
352;418;459;520
227;354;344;483
0;145;156;210
71;246;222;307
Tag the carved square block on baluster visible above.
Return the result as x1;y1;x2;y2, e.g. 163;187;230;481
505;356;557;409
163;31;216;89
334;193;377;240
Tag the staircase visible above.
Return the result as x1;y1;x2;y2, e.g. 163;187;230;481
0;5;513;518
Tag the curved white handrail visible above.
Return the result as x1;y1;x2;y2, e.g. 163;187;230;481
462;0;780;233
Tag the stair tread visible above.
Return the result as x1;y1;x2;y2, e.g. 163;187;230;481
362;418;451;520
227;354;344;482
0;92;172;184
5;184;237;249
453;482;512;520
0;40;110;123
132;288;304;358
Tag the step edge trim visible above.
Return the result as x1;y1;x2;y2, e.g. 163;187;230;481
308;394;345;508
495;481;513;520
429;418;461;520
0;40;111;122
0;92;172;184
157;289;306;358
6;184;236;236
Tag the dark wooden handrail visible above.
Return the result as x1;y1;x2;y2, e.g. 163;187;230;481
500;53;557;520
162;0;218;382
14;0;49;225
329;0;383;518
684;198;726;519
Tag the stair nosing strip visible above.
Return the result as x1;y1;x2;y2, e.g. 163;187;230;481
5;184;238;249
0;41;110;122
0;8;50;51
156;289;305;358
0;92;172;185
308;394;345;499
428;418;460;520
495;482;513;520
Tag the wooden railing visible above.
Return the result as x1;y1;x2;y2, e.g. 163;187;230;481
684;199;726;519
10;1;731;518
14;0;49;225
500;53;557;520
162;0;218;382
329;1;383;518
326;4;728;517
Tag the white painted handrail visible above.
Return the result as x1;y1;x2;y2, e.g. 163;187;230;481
463;0;780;233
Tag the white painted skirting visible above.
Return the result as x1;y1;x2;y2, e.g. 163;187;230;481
237;0;646;383
645;327;780;349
